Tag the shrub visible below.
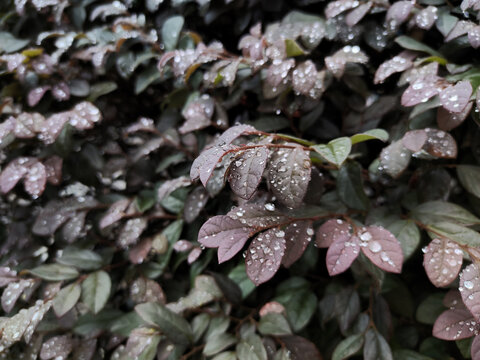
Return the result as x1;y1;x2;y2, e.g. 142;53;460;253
1;0;480;359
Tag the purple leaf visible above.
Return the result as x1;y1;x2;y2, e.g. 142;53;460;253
460;264;480;320
358;226;403;273
183;186;209;223
401;77;440;107
0;157;31;194
423;128;457;159
326;234;360;276
468;26;480;48
118;218;148;248
315;219;351;248
14;113;45;138
378;140;411;178
0;267;18;287
423;238;463;288
227;203;289;228
130;277;166;304
325;45;368;78
69;101;102;130
1;279;35;313
228;147;269;200
386;1;414;25
24;161;47;198
437;101;472;131
216;124;258;146
433;308;478;340
190;144;235;185
374;51;415;84
267;145;311;208
41;112;70;144
157;176;191;202
346;2;373;27
445;20;476;42
62;211;87;243
245;228;286;285
187;247;202;264
129;238;153;264
44;156;63;185
51;82;70;102
40;335;73;360
325;0;361;18
402;130;427;152
179;95;215;134
198;215;254;263
99;198;132;229
439;81;472;113
282;221;314;268
292;60;317;96
278;335;322;360
266;59;295;87
414;6;438;30
28;86;50;107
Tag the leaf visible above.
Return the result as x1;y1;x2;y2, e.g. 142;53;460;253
282;221;314;268
203;333;236;357
350;129;389;145
57;247;103;270
402;130;428;152
386;1;414;25
122;328;161;360
245;228;286;286
179;95;215;134
315;219;351;248
236;334;267;360
337;161;369;211
81;271;111;314
457;165;480;199
332;333;364;360
267;145;311;208
190;144;235;186
40;335;73;360
374;52;415;84
135;302;193;345
157;176;191;202
433;309;477;340
130;277;166;304
285;39;304;57
278;335;322;360
426;222;480;247
162;16;184;51
29;264;79;281
395;35;442;57
358;226;403;273
228;147;269;200
0;31;30;53
439;80;472;113
411;201;480;226
325;45;368;78
401;79;440;107
183;186;209;223
118;217;148;248
363;329;393;360
99;198;131;229
423;238;463;288
387;219;420;260
325;1;361;18
227;203;288;228
275;285;317;332
53;283;81;317
0;267;18;287
258;313;292;336
345;2;372;26
471;335;480;360
228;264;255;299
312;137;352;166
379;140;411;178
198;215;254;263
326;235;360;276
1;279;35;313
292;60;318;96
423;128;458;159
437;101;472;131
459;264;480;319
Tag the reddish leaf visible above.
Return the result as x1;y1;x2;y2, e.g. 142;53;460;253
259;301;285;317
28;86;50;107
1;279;35;313
14;113;45;138
325;45;368;78
0;157;31;194
358;226;403;273
468;26;480;48
61;211;87;243
179;95;215;134
443;289;465;310
445;20;476;42
378;140;412;178
245;228;286;285
439;81;472;113
198;215;254;263
386;1;414;25
69;101;102;129
0;268;18;287
423;128;457;159
40;335;73;360
325;0;360;18
460;264;480;320
423;238;463;288
44;156;63;185
118;218;148;248
129;238;153;264
402;130;427;152
215;124;258;146
401;78;440;107
282;221;313;268
292;60;317;96
433;308;478;340
99;198;132;229
374;51;414;84
130;277;166;304
266;59;295;87
157;176;191;202
278;335;323;360
326;235;360;276
183;186;209;223
228;147;269;200
415;6;438;30
437;102;472;131
346;2;372;27
190;144;235;185
315;219;351;248
51;82;70;102
267;145;311;208
227;203;289;228
24;161;47;198
187;247;202;264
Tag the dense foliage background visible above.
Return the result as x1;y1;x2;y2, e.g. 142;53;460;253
3;0;480;359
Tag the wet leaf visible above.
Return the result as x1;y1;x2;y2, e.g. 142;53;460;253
315;218;351;248
433;308;478;340
427;222;480;248
179;95;215;134
52;283;81;317
258;313;292;336
437;101;472;131
162;16;184;51
415;6;439;30
81;270;111;314
183;186;209;223
386;1;413;26
1;279;35;313
325;45;368;78
379;140;411;178
423;238;463;288
282;221;313;268
57;247;103;271
227;203;288;228
118;218;148;248
439;81;472;113
99;198;131;229
402;130;428;152
245;228;286;286
459;264;480;319
326;234;360;276
312;137;351;166
40;335;72;360
358;226;403;273
29;264;79;281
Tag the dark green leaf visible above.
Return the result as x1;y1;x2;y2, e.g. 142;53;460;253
258;313;292;336
29;264;79;281
312;137;352;166
81;270;111;314
337;161;370;211
351;129;389;145
332;333;364;360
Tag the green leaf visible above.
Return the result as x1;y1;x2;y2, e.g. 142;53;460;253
311;137;352;166
135;190;157;213
110;312;144;337
395;36;443;58
212;352;237;360
135;302;193;345
426;222;480;247
457;165;480;199
57;247;103;271
29;264;79;281
411;201;480;226
236;334;267;360
228;264;255;299
81;270;111;314
387;220;420;260
52;283;81;317
332;333;364;360
364;329;393;360
393;349;434;360
192;313;210;342
0;31;29;53
135;66;162;94
285;39;305;57
456;337;473;359
203;333;237;356
351;129;389;145
337;161;370;211
416;293;445;325
162;16;184;51
258;313;292;336
87;81;117;101
73;309;122;336
275;286;317;332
